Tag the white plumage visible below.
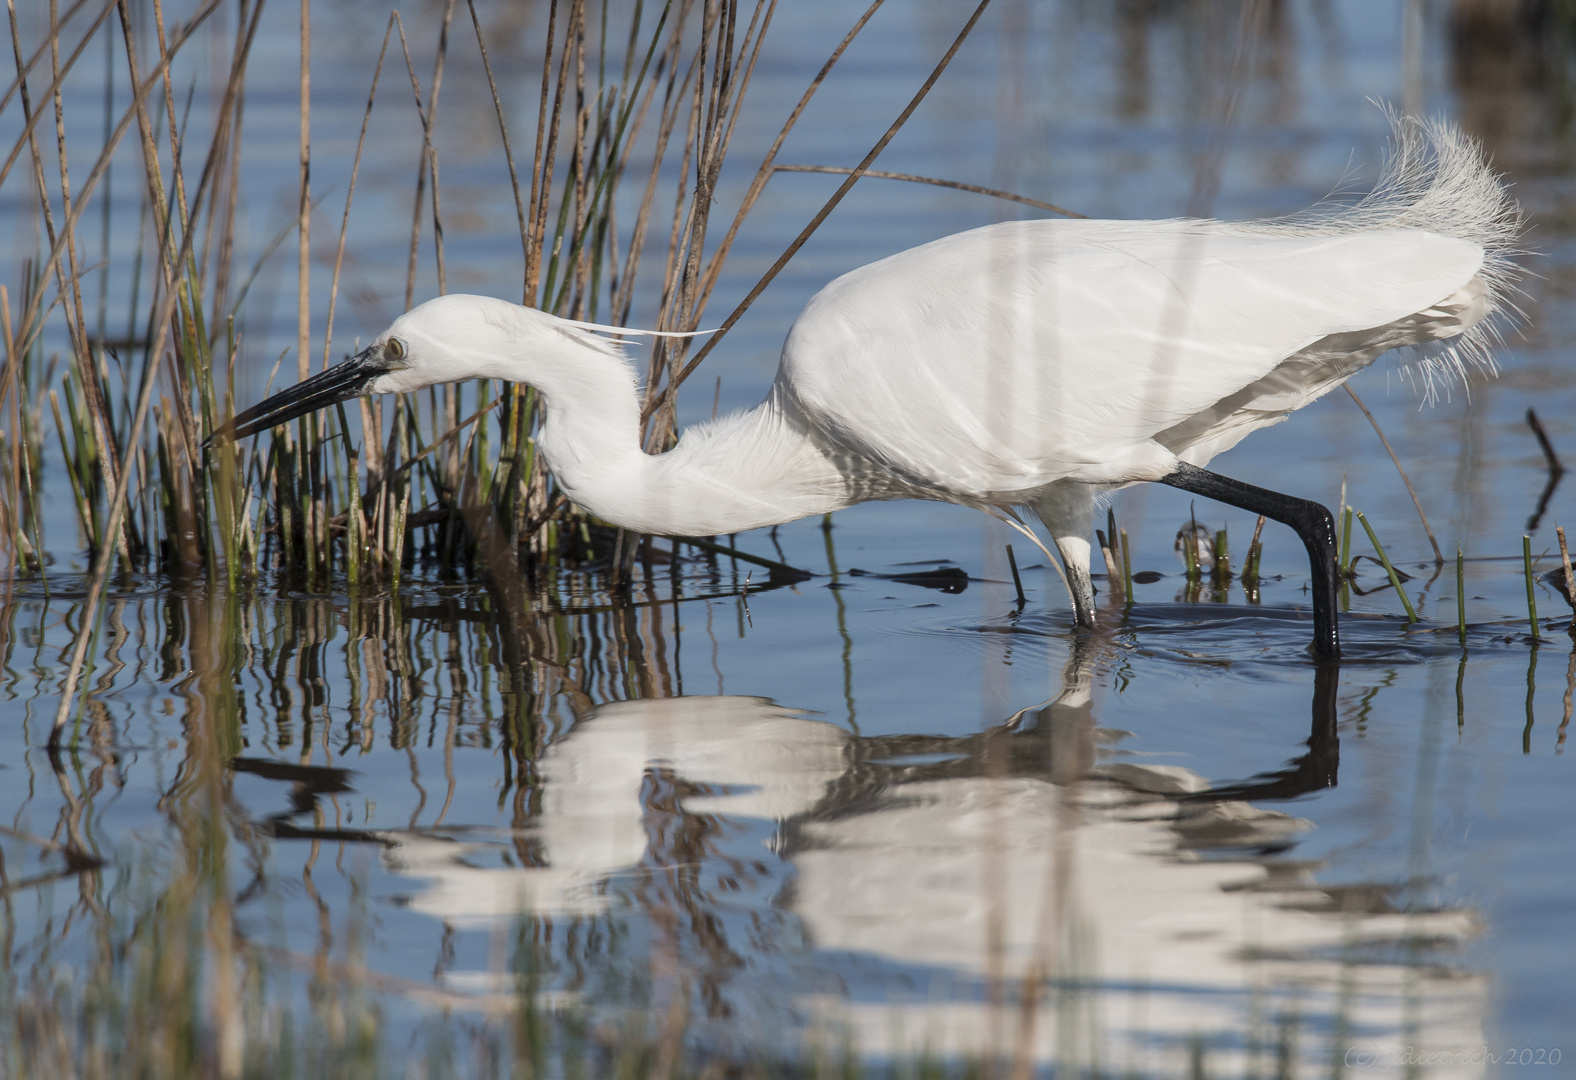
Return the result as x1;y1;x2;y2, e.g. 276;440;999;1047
219;118;1520;658
784;221;1486;493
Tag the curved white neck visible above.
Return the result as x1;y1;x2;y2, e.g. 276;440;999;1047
528;339;853;536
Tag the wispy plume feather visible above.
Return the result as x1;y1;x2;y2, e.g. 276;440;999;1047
1245;112;1525;400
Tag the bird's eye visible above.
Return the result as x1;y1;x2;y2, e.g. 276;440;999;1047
385;338;407;363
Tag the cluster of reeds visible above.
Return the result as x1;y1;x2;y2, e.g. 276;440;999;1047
0;0;916;594
7;0;1013;739
1167;510;1268;603
1094;495;1556;647
1080;506;1267;610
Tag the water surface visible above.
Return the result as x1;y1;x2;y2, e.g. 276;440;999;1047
5;1;1576;1075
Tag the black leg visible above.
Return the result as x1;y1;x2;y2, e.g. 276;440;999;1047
1160;461;1340;660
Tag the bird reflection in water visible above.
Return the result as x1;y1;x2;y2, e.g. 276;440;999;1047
246;648;1483;1073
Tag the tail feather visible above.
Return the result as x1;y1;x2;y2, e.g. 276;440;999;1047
1248;114;1524;399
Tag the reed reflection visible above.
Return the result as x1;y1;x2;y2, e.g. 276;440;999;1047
0;548;1507;1072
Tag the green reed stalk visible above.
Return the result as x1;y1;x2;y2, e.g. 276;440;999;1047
334;401;360;589
278;441;296;574
2;0;912;588
1524;535;1540;643
48;387;93;544
295;421;315;583
1457;545;1466;648
1339;506;1353;575
1355;510;1417;622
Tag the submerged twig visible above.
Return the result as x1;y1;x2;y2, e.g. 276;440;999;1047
678;534;811;581
1242;513;1265;585
1119;527;1133;597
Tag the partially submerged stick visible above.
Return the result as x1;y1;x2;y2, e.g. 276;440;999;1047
1099;507;1123;603
677;534;811;581
1339;506;1354;577
1005;543;1026;605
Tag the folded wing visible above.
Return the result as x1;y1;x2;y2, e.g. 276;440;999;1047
778;218;1485;496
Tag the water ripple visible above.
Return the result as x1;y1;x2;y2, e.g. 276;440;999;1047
941;603;1551;670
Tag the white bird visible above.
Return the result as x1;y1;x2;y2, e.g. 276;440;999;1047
215;119;1519;660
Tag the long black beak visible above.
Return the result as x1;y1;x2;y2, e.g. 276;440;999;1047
207;347;384;447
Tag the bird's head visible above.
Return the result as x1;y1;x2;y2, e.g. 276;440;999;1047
207;295;604;445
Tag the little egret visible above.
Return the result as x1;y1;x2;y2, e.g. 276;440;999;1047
214;120;1519;659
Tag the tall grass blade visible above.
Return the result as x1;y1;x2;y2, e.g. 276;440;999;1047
1355;510;1418;623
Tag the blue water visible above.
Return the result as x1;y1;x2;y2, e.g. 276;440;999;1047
5;0;1576;1074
